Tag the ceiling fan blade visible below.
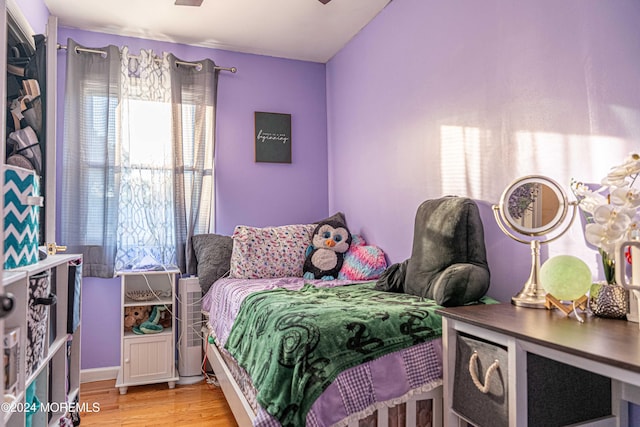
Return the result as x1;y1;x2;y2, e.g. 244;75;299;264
175;0;203;6
318;0;331;4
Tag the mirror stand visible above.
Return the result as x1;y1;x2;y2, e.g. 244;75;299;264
511;239;546;307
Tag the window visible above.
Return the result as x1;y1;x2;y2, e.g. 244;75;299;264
61;43;217;277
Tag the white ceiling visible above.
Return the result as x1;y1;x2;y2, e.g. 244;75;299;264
44;0;391;63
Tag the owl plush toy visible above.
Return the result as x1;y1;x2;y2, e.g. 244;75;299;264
303;220;352;280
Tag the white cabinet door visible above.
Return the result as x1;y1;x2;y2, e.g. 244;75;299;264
123;334;173;384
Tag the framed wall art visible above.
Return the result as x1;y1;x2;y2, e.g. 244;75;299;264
254;112;292;163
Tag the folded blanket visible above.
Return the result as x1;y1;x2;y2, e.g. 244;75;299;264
225;282;443;427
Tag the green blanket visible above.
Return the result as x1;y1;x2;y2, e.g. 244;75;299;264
224;282;443;426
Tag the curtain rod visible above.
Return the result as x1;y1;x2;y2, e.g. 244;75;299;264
57;43;237;73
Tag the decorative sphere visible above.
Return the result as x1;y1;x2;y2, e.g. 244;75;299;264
540;255;592;301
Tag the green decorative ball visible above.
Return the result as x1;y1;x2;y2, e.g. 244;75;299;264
540;255;592;301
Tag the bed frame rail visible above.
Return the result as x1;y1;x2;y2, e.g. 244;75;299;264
204;329;442;427
205;334;256;427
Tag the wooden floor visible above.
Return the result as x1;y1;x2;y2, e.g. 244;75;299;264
79;378;238;426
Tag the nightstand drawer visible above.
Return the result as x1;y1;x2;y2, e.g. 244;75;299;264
452;334;508;427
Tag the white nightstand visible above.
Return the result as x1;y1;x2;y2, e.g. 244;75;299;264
115;269;180;395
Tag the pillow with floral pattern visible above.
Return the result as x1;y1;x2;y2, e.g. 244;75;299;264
229;224;315;279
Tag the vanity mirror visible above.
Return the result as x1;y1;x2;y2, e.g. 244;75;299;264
493;175;578;308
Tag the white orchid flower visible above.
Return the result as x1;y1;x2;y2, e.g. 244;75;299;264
620;152;640;173
603;153;640;186
571;181;608;197
610;186;640;209
602;175;629;188
592;204;634;226
585;204;635;254
571;181;592;197
572;154;640;259
585;223;620;255
578;192;608;214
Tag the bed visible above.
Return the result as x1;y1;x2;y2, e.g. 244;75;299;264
195;198;490;427
201;277;444;427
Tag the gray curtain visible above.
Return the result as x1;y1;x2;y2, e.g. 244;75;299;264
60;39;218;277
169;54;218;275
60;39;121;278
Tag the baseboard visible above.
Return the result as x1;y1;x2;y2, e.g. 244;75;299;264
80;366;120;383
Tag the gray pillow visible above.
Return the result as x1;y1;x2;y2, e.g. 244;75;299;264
192;234;233;294
404;197;490;306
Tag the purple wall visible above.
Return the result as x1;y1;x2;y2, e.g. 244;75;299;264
14;0;49;34
327;0;640;303
55;27;328;369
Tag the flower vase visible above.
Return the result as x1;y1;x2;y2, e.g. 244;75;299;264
589;280;628;319
588;250;628;319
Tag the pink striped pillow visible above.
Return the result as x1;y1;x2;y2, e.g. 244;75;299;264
338;235;387;281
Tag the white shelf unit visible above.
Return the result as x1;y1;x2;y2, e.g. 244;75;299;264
2;254;82;427
115;270;179;395
2;1;69;425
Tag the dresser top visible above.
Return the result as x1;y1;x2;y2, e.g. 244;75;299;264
438;303;640;374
